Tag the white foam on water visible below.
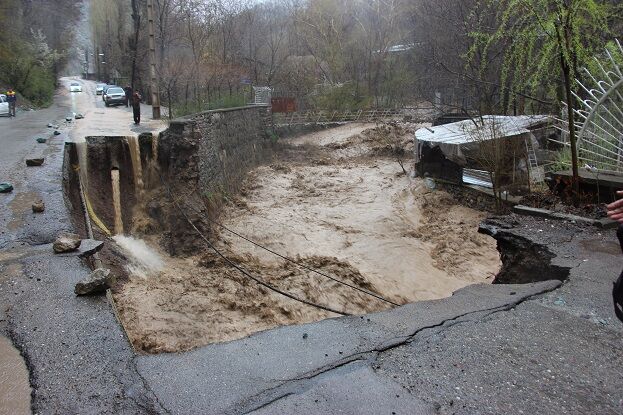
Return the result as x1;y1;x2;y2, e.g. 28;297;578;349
113;235;164;278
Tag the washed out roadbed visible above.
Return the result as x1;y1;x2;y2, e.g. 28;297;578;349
113;123;501;352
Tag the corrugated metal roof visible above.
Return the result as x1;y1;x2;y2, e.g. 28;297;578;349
415;115;551;145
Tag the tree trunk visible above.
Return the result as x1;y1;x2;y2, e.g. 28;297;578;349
561;55;580;197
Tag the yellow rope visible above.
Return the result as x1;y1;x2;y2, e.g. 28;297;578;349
84;191;112;237
73;164;112;237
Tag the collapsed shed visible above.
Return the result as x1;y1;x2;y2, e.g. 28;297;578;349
414;115;558;190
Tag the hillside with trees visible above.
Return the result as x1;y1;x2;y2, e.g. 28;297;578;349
0;0;84;106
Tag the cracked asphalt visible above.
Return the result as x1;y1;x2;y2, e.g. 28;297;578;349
1;81;622;414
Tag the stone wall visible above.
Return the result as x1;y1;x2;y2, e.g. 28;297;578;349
156;105;273;255
159;105;272;197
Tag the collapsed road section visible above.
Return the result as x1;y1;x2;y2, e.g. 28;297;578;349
63;107;502;353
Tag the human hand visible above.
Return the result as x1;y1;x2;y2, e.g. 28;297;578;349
607;191;623;223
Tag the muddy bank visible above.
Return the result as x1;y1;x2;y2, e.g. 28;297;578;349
112;123;501;352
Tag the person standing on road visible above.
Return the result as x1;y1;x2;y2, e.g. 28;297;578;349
132;91;142;124
124;85;132;107
6;88;16;117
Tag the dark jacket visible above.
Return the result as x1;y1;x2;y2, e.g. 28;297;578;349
6;92;16;103
132;92;141;108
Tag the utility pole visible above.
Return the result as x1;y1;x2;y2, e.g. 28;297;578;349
146;0;161;119
96;46;101;81
84;47;89;79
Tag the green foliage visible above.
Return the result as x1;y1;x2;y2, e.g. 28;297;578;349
310;83;373;111
266;129;279;143
0;0;70;107
0;29;61;106
549;148;573;172
468;0;613;110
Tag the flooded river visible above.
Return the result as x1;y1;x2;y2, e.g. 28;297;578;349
0;336;30;415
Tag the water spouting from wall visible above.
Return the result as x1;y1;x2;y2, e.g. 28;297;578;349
111;169;124;235
112;235;164;278
126;135;144;199
152;134;158;161
75;138;89;188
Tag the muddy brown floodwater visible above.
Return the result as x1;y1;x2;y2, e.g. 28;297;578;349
113;123;501;353
0;336;31;415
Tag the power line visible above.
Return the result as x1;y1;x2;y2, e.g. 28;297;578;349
189;206;400;307
161;176;351;316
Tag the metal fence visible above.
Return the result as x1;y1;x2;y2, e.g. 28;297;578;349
272;108;404;126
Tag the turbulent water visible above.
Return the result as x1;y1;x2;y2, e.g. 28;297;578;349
112;235;164;278
113;123;502;353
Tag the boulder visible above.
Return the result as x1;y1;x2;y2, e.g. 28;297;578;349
53;232;81;253
74;268;116;296
75;113;84;120
65;116;73;122
53;131;61;136
26;158;44;167
36;137;47;143
32;200;45;213
0;183;13;193
76;239;105;257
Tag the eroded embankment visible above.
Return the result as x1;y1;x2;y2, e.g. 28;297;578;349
106;123;502;353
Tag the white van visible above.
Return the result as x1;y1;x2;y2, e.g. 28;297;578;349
0;94;9;116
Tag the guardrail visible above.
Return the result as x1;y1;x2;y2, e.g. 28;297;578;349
272;109;404;126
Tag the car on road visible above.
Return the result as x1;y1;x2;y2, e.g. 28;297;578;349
96;83;106;95
104;86;127;107
102;84;117;102
69;82;82;92
0;94;8;116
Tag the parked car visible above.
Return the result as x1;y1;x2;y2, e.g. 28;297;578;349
95;83;106;95
0;94;8;116
104;86;127;107
102;84;117;102
69;82;82;92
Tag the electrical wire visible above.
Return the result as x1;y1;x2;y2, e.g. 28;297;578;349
161;176;351;316
190;207;400;307
168;183;398;306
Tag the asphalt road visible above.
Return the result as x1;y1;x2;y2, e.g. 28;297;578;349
0;78;166;414
0;80;621;414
